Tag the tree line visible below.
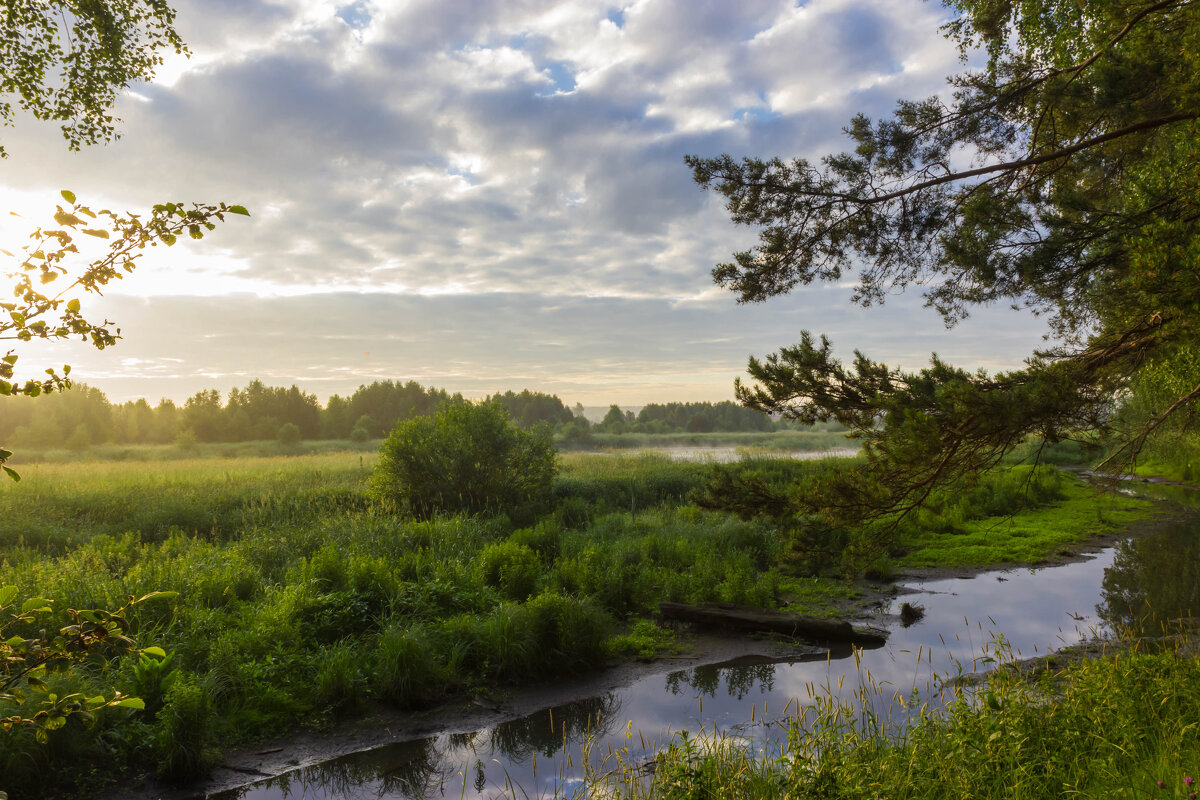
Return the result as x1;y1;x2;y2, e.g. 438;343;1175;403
0;381;802;449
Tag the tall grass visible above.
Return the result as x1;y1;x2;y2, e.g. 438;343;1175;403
0;452;826;797
579;636;1200;799
0;450;1159;797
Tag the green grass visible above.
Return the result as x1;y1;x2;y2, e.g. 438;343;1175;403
778;576;865;617
0;451;835;797
581;640;1200;799
6;437;383;465
0;450;1163;797
897;475;1154;569
605;619;685;661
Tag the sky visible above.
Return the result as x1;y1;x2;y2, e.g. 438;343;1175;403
0;0;1051;406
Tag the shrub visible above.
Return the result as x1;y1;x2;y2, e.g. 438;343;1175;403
476;540;540;601
174;428;197;452
372;625;444;707
507;519;562;559
314;643;370;713
371;401;556;520
277;422;301;447
554;496;592;530
154;675;212;780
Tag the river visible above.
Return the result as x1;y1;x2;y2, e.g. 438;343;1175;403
205;482;1198;800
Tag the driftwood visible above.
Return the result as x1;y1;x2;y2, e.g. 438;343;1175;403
659;602;888;647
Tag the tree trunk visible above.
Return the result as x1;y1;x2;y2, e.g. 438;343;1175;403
658;601;887;647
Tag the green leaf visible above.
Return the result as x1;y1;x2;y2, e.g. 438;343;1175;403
141;646;167;658
228;205;250;216
0;586;17;607
134;591;179;604
66;298;80;313
81;229;110;239
111;697;145;710
20;597;51;613
60;190;76;204
0;467;14;482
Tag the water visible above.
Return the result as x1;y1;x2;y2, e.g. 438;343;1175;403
209;502;1200;800
587;446;859;463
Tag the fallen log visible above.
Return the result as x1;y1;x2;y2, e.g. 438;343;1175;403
658;602;888;647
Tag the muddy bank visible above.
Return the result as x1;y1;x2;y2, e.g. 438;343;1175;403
106;632;828;800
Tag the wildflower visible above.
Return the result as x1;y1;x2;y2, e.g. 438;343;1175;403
1159;781;1167;789
1187;777;1195;788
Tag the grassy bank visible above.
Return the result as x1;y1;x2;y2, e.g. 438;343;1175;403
0;453;839;795
0;451;1161;796
894;468;1153;570
581;637;1200;799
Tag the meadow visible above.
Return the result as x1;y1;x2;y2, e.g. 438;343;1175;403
0;447;1156;796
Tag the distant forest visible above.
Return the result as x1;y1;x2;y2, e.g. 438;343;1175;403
0;380;817;449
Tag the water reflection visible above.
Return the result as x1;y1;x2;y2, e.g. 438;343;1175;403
1099;513;1200;635
668;658;777;701
211;695;626;799
489;694;622;761
216;738;447;800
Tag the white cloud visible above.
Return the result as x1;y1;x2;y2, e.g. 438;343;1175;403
0;0;1045;404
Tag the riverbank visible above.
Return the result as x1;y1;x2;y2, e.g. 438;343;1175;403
0;452;1163;798
175;504;1190;800
582;637;1200;800
113;632;828;800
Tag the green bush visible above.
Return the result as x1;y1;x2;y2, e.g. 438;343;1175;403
371;401;556;520
554;496;592;530
372;624;444;707
476;540;540;601
507;519;562;559
314;643;369;713
154;675;211;780
522;590;610;670
277;422;301;447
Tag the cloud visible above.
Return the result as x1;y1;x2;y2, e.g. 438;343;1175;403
1;0;1037;404
17;287;1050;404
